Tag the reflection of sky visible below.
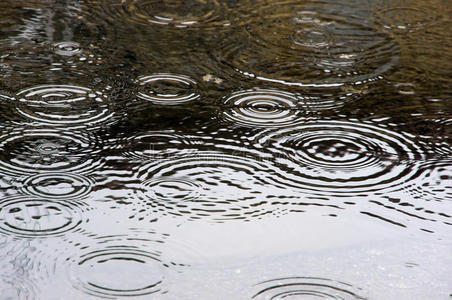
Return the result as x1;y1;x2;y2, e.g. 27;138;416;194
3;211;450;299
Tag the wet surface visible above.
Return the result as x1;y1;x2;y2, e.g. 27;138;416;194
0;0;451;299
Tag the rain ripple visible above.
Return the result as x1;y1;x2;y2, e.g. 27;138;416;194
14;84;113;127
0;196;87;238
66;229;187;298
217;0;399;86
86;0;253;29
219;89;308;128
251;119;428;196
0;127;103;176
19;173;94;201
136;74;200;105
252;277;365;299
129;152;288;222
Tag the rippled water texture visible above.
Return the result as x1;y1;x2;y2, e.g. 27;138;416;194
0;0;451;299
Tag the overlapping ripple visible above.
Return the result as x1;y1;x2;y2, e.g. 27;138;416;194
130;152;286;222
82;0;253;29
136;74;200;105
0;196;86;238
252;119;428;196
252;277;365;299
220;89;306;128
217;0;399;86
398;159;452;202
15;84;113;127
66;229;186;298
0;127;103;176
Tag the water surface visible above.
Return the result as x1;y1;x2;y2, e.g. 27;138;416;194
0;0;451;299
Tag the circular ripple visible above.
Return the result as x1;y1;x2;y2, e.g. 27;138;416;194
91;0;253;29
218;1;399;86
374;0;447;33
0;128;103;176
53;41;82;56
142;177;201;203
20;173;94;201
67;230;185;298
252;277;365;299
121;131;197;162
130;152;285;222
74;248;164;297
254;120;428;195
0;196;84;237
220;89;306;128
15;84;113;126
136;74;200;105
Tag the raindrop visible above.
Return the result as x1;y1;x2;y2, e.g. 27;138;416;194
53;42;82;56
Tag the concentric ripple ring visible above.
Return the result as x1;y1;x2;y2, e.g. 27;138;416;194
220;89;306;128
0;128;103;176
253;119;428;195
20;173;94;201
136;74;200;105
217;1;399;86
15;84;112;126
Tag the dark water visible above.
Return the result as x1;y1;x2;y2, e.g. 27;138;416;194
0;0;451;299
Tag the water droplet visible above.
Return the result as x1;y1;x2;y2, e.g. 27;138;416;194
53;42;82;56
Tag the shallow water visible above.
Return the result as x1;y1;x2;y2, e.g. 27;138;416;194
0;0;451;299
